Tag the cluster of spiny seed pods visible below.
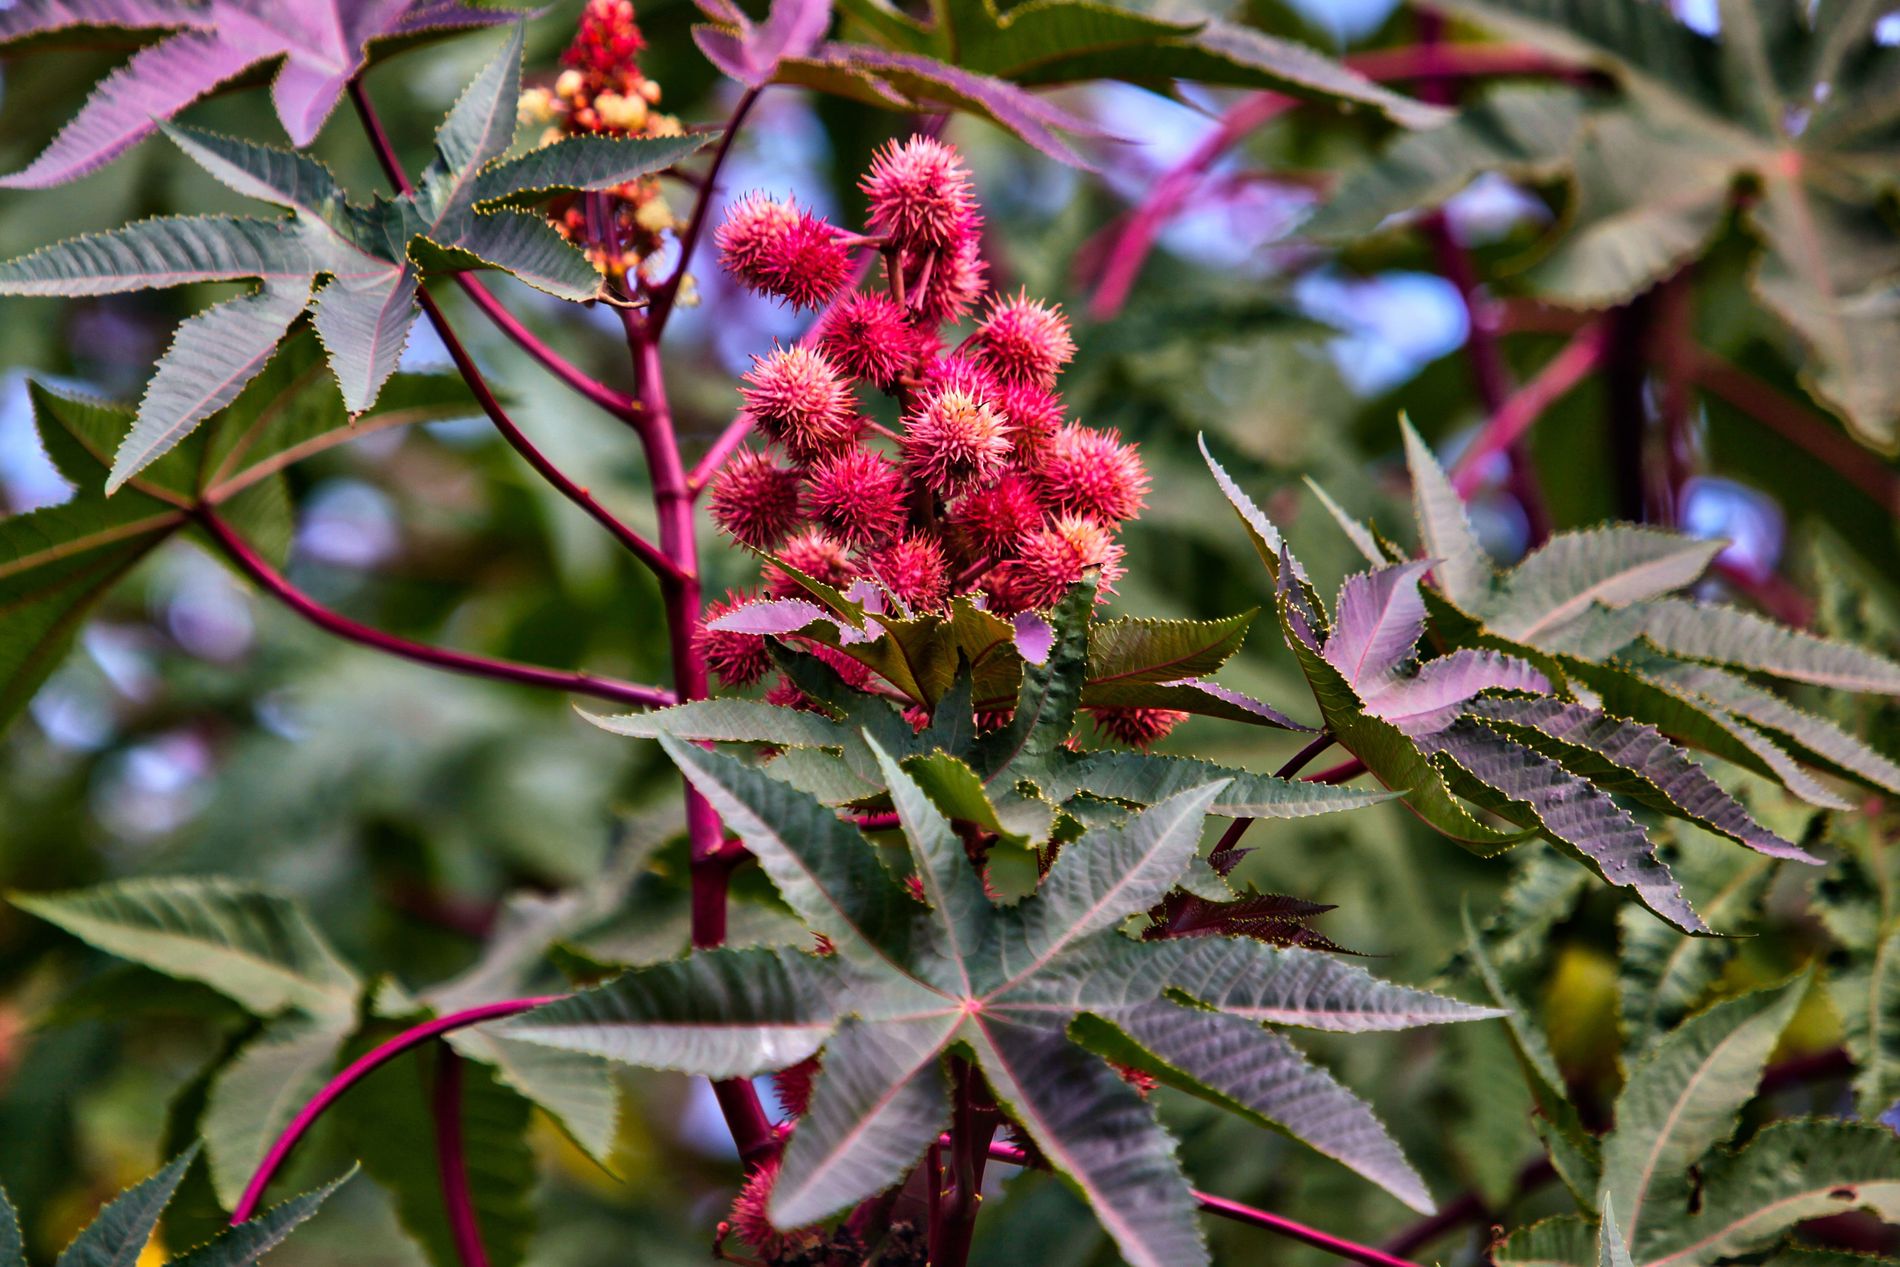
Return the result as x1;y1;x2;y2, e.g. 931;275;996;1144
518;0;688;285
704;137;1178;747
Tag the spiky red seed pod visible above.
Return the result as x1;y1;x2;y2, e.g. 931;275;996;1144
564;0;646;78
1038;422;1151;524
739;346;856;460
709;449;803;549
913;234;988;325
903;388;1012;495
716;192;798;279
772;1055;821;1118
951;471;1045;561
698;589;772;686
976;290;1076;388
727;1154;824;1259
1089;706;1189;749
993;380;1065;456
871;532;950;612
998;516;1126;612
817;291;917;385
765;528;856;598
805;445;907;547
919;352;1003;407
716;196;852;310
860;135;980;253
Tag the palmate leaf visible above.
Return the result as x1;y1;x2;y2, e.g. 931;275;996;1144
1813;814;1900;1116
201;1014;355;1208
0;0;518;187
500;737;1495;1264
1372;0;1900;447
164;1169;351;1267
1;352;470;734
0;28;708;484
54;1148;197;1267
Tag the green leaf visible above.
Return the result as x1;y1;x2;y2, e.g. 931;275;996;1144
1493;1215;1596;1267
583;699;848;749
166;1169;352;1267
0;1186;19;1267
1641;1119;1900;1266
1402;416;1495;611
1600;1198;1636;1267
871;739;990;975
770;1015;956;1225
1076;1003;1433;1213
54;1147;196;1267
470;133;714;206
1639;597;1900;694
1619;840;1775;1050
497;947;840;1078
1481;529;1724;647
0;216;316;295
112;280;310;491
969;1017;1204;1267
12;877;361;1020
1601;974;1809;1251
202;1014;354;1209
1307;84;1587;240
1085;612;1254;687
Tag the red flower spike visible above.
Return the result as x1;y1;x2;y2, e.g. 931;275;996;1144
739;346;856;461
872;532;950;612
1089;706;1189;749
860;135;980;253
1039;422;1151;524
903;388;1012;495
952;471;1046;561
976;289;1076;388
806;445;907;547
997;516;1126;612
564;0;646;79
709;449;803;549
765;529;857;597
698;589;772;687
818;291;918;385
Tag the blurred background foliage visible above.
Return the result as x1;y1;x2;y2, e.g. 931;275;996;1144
0;0;1895;1262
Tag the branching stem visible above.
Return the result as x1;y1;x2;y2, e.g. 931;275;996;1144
434;1046;491;1267
647;86;763;338
199;510;675;708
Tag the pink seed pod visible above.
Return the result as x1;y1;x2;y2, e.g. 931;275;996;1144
739;346;857;461
912;234;988;325
715;193;852;310
1038;422;1151;524
817;291;918;385
870;532;950;612
951;471;1045;561
1088;705;1189;749
860;135;980;253
975;290;1075;388
765;528;857;597
997;515;1126;612
708;449;804;549
698;589;772;686
903;387;1012;495
805;444;907;547
919;351;1003;407
725;1152;823;1260
993;379;1066;461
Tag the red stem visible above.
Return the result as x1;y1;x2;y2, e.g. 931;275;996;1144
434;1046;490;1267
983;1141;1419;1267
231;997;559;1222
1450;323;1608;496
647;87;763;338
347;79;642;423
1691;350;1899;508
199;510;674;709
1087;43;1576;318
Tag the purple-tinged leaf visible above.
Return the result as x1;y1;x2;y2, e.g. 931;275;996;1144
0;1;520;187
1323;561;1433;689
1013;612;1054;665
782;42;1108;167
1467;696;1816;864
709;597;835;636
695;0;831;88
1360;650;1550;736
1081;678;1312;731
1423;721;1708;934
310;270;420;414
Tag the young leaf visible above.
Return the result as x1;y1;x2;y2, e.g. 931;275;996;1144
0;0;518;187
1400;416;1495;610
12;877;362;1020
201;1014;355;1209
1323;561;1435;690
1639;597;1900;694
1481;529;1725;647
